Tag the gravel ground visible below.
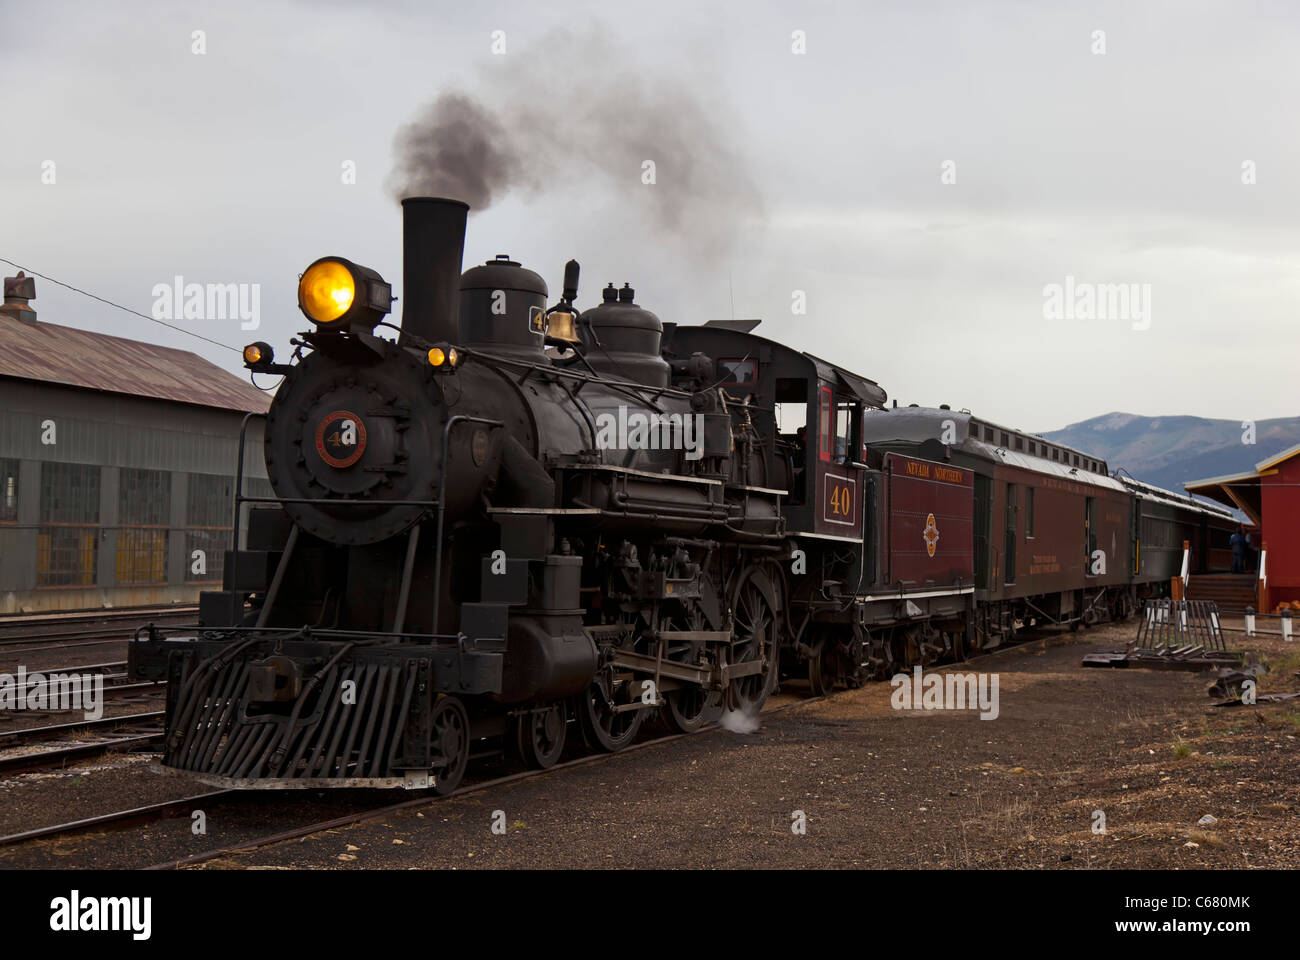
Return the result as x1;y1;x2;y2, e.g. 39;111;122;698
1;621;1296;870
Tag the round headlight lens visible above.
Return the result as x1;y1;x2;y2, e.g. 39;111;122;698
427;347;446;367
299;260;356;325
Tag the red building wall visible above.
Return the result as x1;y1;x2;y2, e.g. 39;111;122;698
1261;455;1300;607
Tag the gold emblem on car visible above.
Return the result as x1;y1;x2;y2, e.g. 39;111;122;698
923;513;940;558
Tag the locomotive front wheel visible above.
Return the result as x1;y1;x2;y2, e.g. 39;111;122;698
578;674;645;752
516;702;567;769
807;639;836;697
430;695;470;796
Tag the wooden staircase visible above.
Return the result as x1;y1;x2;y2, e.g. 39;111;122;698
1184;573;1259;612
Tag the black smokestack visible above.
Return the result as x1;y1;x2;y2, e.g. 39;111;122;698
399;197;469;347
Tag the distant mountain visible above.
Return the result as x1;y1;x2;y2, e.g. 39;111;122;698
1040;412;1300;495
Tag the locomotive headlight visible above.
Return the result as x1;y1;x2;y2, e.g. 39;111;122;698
427;343;460;372
297;257;392;331
299;259;354;324
243;341;273;368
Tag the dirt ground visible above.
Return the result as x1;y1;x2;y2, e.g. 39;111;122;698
1;621;1296;870
197;622;1300;870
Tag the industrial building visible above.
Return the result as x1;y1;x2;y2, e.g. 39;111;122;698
0;272;271;614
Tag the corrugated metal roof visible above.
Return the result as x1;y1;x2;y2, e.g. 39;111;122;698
1255;441;1300;473
0;314;270;414
1117;474;1237;519
964;438;1129;491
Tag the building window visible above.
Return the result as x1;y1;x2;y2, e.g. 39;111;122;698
186;473;233;583
0;459;18;523
37;463;101;587
117;468;170;585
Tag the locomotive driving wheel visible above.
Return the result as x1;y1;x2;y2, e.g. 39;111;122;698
430;695;470;796
659;603;724;734
726;566;780;714
665;683;723;734
516;701;567;769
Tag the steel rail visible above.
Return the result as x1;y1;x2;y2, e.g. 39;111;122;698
0;791;234;848
0;710;165;745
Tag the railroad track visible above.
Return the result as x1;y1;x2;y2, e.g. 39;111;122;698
0;791;234;848
0;623;1084;863
0;665;166;730
0;699;821;861
147;707;820;870
0;606;197;655
0;711;165;776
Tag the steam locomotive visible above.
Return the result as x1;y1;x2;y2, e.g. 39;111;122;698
129;197;1238;793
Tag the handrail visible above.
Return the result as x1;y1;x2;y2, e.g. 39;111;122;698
228;413;258;624
140;623;464;643
430;415;505;633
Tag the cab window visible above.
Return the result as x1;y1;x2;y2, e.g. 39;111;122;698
818;386;832;462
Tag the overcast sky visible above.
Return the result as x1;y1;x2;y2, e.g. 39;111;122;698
3;0;1297;432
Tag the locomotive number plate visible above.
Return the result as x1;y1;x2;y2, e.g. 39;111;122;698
823;472;857;526
316;410;367;468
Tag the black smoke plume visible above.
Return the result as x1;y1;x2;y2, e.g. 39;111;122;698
386;29;763;260
387;93;525;211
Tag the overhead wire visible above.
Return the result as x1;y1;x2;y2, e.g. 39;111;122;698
0;256;243;354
